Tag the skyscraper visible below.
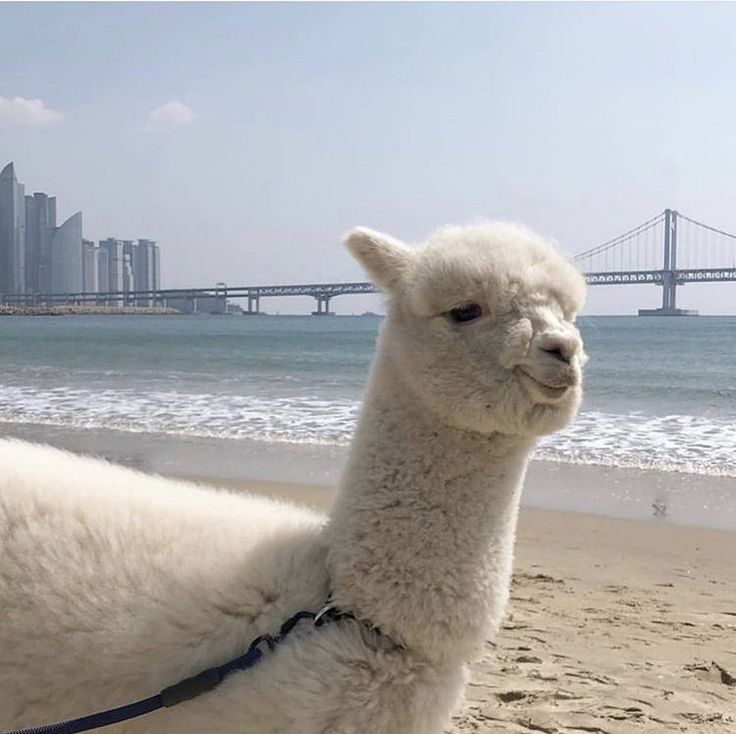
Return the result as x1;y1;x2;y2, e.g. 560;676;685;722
133;239;159;306
82;239;98;294
153;243;160;293
0;162;26;296
51;212;83;294
25;192;57;294
122;240;135;304
99;238;124;305
96;246;109;296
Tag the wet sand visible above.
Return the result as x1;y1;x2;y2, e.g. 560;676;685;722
191;477;736;733
4;422;734;530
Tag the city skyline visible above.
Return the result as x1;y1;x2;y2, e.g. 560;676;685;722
2;160;733;318
0;161;161;303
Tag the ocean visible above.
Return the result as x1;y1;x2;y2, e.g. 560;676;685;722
0;314;734;527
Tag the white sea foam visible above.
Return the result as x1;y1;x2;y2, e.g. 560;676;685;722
0;384;358;446
0;383;734;477
537;411;736;477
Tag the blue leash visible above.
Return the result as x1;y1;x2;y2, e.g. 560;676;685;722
5;605;352;734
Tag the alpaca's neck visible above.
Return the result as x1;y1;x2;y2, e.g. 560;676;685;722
327;348;533;663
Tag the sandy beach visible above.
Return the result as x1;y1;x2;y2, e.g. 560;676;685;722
193;477;736;733
458;509;736;733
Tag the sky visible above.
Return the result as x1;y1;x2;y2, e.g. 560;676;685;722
1;1;735;315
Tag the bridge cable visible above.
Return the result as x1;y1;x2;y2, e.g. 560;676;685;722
677;214;736;241
573;212;665;261
575;217;663;268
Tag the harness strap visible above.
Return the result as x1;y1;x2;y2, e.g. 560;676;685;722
4;605;353;734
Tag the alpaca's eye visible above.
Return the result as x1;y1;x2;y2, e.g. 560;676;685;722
449;303;482;323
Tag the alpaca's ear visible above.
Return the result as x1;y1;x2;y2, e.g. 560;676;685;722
343;227;414;292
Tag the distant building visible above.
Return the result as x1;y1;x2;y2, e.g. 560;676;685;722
82;239;97;294
1;162;164;303
24;192;57;295
0;162;26;296
51;212;83;295
133;239;160;305
96;246;109;295
122;240;135;304
153;242;160;292
99;238;124;305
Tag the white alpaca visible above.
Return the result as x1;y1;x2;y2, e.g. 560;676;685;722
0;222;586;734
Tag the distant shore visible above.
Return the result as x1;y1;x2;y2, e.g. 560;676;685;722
0;305;180;316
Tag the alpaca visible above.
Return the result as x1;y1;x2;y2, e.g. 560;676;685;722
0;222;586;734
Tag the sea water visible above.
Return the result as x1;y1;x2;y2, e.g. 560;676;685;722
0;314;734;525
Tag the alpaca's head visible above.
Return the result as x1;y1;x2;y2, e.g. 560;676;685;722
346;222;587;438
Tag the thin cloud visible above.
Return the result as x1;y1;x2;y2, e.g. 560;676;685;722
147;101;196;130
0;96;64;127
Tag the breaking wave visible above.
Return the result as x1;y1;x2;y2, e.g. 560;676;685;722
0;383;734;477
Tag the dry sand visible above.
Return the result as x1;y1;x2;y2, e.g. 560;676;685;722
188;477;736;733
459;509;736;734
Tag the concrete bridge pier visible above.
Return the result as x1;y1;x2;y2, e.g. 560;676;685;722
245;293;261;315
184;292;198;314
312;294;335;316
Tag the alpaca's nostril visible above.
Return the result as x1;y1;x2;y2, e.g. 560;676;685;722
538;331;580;364
541;345;570;363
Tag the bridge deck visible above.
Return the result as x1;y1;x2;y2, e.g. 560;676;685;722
3;268;734;304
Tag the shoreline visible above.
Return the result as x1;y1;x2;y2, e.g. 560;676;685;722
0;305;179;316
2;421;734;531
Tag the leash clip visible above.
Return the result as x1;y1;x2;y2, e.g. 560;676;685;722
313;603;338;627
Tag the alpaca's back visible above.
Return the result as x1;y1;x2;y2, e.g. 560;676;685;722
0;439;330;728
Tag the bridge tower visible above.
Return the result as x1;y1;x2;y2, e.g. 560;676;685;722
638;209;698;316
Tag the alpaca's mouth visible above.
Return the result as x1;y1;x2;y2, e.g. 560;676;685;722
516;368;572;401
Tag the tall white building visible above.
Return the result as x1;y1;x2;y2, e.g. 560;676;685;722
99;238;124;305
133;239;160;305
122;240;135;304
0;162;26;296
82;239;98;295
51;212;83;295
25;192;57;295
96;246;109;295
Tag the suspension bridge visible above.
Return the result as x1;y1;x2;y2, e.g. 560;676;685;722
572;209;736;316
2;209;734;315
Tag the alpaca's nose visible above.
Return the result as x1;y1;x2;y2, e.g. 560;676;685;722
538;331;580;364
